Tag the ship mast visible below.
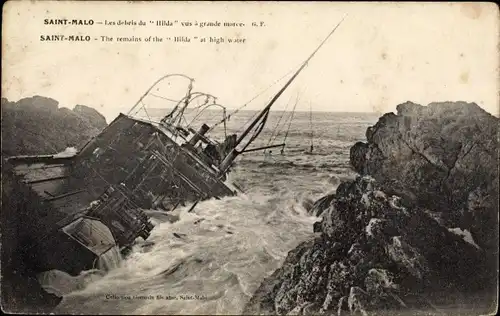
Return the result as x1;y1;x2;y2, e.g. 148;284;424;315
218;16;347;175
309;101;314;153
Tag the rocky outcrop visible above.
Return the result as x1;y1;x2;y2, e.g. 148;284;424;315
309;194;336;217
1;96;107;156
245;102;498;315
73;104;108;128
245;176;497;315
1;96;108;313
349;101;499;252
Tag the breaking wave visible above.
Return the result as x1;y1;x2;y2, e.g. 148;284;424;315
54;191;320;314
48;111;377;314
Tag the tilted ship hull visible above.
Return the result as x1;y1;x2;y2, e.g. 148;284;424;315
2;21;343;311
2;112;239;277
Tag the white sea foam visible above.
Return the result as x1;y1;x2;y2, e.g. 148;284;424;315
51;111;378;314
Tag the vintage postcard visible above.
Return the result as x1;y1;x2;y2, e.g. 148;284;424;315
1;1;498;315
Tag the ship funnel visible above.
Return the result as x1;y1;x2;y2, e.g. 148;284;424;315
188;124;210;146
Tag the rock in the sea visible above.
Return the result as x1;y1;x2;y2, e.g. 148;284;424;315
309;194;335;217
244;176;496;315
1;96;107;156
19;96;60;111
349;101;499;252
73;104;107;128
245;102;498;315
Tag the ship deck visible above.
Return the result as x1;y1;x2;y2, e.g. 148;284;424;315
125;114;224;176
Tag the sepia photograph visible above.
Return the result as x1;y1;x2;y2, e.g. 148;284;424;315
1;1;498;315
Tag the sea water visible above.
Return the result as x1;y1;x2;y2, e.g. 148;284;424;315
50;110;378;314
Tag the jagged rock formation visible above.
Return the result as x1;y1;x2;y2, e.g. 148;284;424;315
245;176;497;315
309;194;335;217
245;102;498;315
350;101;499;252
1;96;108;312
1;96;107;156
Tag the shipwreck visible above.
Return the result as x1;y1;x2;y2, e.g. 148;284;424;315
2;85;243;274
1;18;346;311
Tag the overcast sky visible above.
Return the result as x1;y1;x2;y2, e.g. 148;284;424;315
2;1;498;121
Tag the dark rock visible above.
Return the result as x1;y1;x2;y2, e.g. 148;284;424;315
173;232;187;239
1;96;108;156
350;142;369;174
1;97;109;313
243;238;317;315
309;194;336;216
246;102;497;315
1;268;62;314
246;136;497;316
349;101;499;252
73;104;107;128
17;95;59;111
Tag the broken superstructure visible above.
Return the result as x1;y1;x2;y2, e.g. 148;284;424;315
2;19;346;313
2;75;242;275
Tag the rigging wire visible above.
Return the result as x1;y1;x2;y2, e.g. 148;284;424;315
130;99;153;121
234;84;295;137
162;92;213;123
185;97;211;127
281;92;301;154
263;93;294;154
127;74;194;116
148;93;183;103
269;105;291;145
173;80;194;127
187;102;229;139
237;110;271;153
186;102;224;128
235;110;259;135
207;59;309;134
271;85;307;147
141;100;153;123
235;15;347;156
209;14;347;139
309;101;314;152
